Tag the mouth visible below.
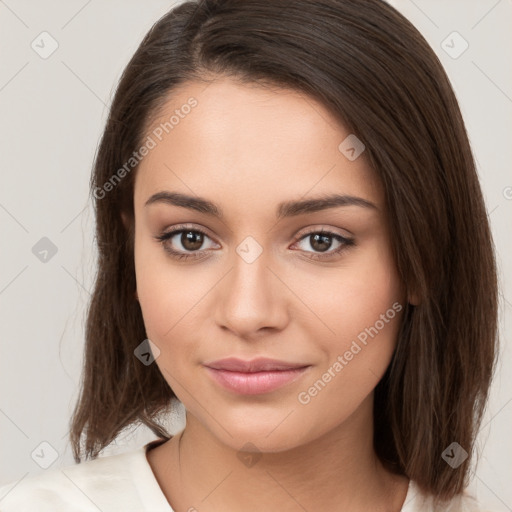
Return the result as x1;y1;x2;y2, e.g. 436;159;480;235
203;357;311;395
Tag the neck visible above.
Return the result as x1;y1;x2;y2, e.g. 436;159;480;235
152;394;408;512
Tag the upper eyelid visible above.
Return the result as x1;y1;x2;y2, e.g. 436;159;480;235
162;224;217;243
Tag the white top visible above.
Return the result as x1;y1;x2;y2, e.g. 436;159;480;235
0;440;484;511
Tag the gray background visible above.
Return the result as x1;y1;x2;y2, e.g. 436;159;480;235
0;0;511;509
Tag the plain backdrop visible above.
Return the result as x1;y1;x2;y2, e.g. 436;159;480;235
0;0;511;509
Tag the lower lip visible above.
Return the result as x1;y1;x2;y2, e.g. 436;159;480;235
204;367;310;395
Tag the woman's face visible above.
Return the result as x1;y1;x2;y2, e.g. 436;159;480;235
133;77;407;452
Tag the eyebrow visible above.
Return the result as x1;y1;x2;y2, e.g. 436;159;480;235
144;191;378;220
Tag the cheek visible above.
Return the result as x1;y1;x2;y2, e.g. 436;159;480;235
134;235;166;337
295;300;404;435
294;237;404;393
134;234;215;363
134;230;183;342
295;235;403;344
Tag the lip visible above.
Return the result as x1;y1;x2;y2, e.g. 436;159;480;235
203;357;311;395
204;357;309;372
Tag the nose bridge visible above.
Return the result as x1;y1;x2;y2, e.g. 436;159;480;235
228;236;275;310
214;235;288;336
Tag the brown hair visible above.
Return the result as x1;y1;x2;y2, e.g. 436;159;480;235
69;0;499;500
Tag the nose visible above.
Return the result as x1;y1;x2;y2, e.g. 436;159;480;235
214;248;289;340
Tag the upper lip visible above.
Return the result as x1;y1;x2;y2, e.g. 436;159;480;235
204;357;309;373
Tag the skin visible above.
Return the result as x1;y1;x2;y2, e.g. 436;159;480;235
131;76;415;512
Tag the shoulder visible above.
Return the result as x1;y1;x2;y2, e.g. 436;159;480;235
402;480;492;512
0;447;144;512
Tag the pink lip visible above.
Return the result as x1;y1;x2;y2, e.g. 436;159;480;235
203;357;311;395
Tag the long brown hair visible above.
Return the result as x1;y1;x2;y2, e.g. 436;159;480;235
69;0;499;500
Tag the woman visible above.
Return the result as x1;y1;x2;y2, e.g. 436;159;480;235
0;0;498;510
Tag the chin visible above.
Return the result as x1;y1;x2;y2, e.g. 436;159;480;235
225;430;305;454
196;409;317;454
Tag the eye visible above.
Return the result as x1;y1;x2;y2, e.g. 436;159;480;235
291;229;355;260
154;224;218;260
154;225;355;261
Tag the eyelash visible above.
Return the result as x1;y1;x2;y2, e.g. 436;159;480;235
154;224;355;262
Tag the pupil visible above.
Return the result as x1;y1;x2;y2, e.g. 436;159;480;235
182;231;203;251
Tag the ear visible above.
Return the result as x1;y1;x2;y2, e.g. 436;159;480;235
408;291;421;306
121;211;130;230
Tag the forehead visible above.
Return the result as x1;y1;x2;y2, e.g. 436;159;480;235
134;77;383;214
